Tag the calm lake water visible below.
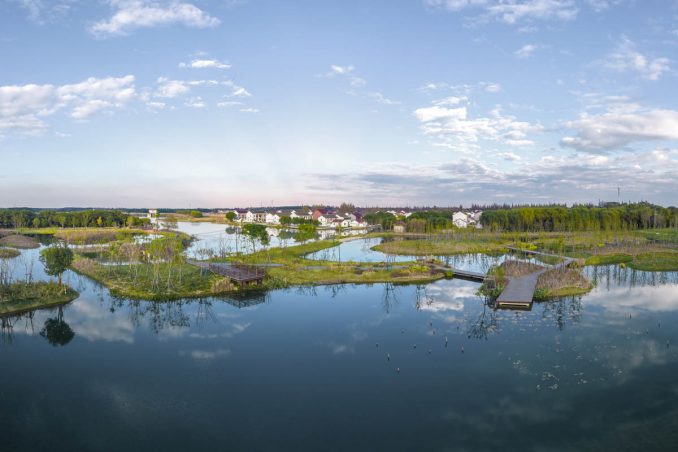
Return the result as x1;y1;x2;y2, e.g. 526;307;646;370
3;247;678;450
171;221;348;259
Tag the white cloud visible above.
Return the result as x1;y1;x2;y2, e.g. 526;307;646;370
561;107;678;152
217;100;242;108
485;83;502;93
425;0;579;24
514;43;537;59
414;97;538;149
14;0;75;25
424;0;487;10
415;105;468;122
179;58;230;69
185;97;206;108
485;0;578;24
90;0;220;37
155;77;189;98
0;75;136;132
239;107;259;113
603;36;670;81
329;64;355;75
306;147;678;205
368;92;400;105
230;86;251;98
496;151;522;161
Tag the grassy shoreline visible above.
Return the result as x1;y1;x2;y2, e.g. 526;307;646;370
0;282;79;316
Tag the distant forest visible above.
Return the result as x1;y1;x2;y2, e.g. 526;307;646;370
480;203;678;232
0;209;145;228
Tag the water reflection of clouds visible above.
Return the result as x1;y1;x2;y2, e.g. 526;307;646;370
188;322;251;339
68;301;135;344
419;283;479;313
179;348;231;360
586;284;678;314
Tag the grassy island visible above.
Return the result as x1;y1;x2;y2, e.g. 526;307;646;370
0;282;79;316
71;257;236;300
0;234;40;249
370;229;678;272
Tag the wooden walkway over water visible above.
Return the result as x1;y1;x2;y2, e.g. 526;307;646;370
495;248;573;309
187;260;266;289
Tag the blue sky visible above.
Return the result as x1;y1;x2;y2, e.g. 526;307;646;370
1;0;677;208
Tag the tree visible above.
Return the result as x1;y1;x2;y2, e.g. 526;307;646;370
40;245;74;287
225;211;237;222
280;215;292;226
242;224;270;253
295;223;317;244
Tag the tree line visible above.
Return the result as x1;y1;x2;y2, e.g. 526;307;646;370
0;209;147;229
480;203;678;232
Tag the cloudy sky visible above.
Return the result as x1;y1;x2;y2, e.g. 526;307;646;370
1;0;677;208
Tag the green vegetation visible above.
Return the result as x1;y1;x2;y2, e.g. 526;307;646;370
0;248;20;259
40;245;74;287
628;252;678;272
266;264;442;287
72;257;232;300
54;228;148;245
0;234;39;249
242;224;270;252
225;211;237;221
371;228;678;272
584;253;633;266
0;208;140;229
480;202;678;232
364;211;396;230
0;281;78;316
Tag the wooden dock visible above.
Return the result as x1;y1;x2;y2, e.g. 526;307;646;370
495;247;574;309
450;268;488;282
495;273;539;309
208;263;266;289
187;260;266;289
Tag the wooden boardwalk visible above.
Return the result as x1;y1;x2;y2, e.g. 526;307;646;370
187;260;266;289
496;248;573;309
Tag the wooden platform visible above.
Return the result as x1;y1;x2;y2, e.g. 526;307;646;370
451;268;488;282
495;247;575;309
496;273;539;309
208;263;266;289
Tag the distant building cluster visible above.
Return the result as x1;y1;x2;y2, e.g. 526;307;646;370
452;210;483;229
225;208;369;229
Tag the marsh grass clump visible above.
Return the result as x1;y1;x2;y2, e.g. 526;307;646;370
0;235;39;249
536;266;592;299
0;248;20;259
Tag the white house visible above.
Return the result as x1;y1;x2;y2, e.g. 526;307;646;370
147;209;158;219
265;213;280;225
453;211;470;228
243;211;256;223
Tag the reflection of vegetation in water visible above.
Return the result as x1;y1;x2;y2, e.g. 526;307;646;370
586;265;678;290
383;283;400;314
40;307;75;347
467;301;498;340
